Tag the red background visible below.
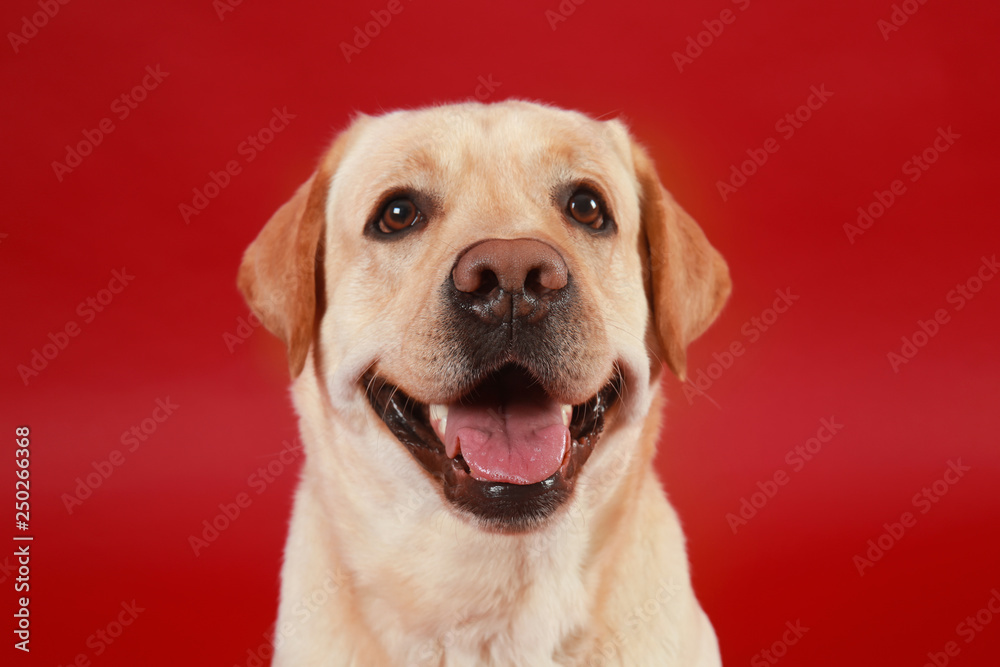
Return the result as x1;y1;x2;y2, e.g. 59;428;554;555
3;0;999;664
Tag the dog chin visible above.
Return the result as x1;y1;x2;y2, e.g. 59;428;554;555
361;361;624;533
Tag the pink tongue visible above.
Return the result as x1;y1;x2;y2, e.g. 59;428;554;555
444;375;568;485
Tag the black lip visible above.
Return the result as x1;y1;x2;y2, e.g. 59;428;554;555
361;363;622;533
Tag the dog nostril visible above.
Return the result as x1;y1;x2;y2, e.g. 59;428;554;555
473;270;500;298
524;268;548;297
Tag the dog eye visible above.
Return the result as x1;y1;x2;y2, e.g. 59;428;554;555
378;198;420;234
567;190;604;229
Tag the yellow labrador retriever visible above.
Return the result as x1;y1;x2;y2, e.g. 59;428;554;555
238;100;730;666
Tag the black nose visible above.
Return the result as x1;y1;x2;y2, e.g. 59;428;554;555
451;238;569;323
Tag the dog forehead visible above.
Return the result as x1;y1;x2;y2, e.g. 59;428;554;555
327;102;633;222
375;101;620;160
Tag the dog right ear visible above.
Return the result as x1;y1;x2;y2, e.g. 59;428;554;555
237;172;323;377
237;123;362;377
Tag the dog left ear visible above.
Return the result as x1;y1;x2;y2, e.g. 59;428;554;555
632;141;731;381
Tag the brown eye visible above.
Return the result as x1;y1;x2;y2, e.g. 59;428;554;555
379;198;419;233
568;191;604;228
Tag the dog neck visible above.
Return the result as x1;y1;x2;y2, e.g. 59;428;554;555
273;367;667;665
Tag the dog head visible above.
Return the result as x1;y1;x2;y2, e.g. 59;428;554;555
238;101;729;532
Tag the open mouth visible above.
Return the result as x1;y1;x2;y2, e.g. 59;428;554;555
362;362;622;532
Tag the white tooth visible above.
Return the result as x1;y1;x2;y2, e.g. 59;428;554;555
429;404;448;438
561;404;572;427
